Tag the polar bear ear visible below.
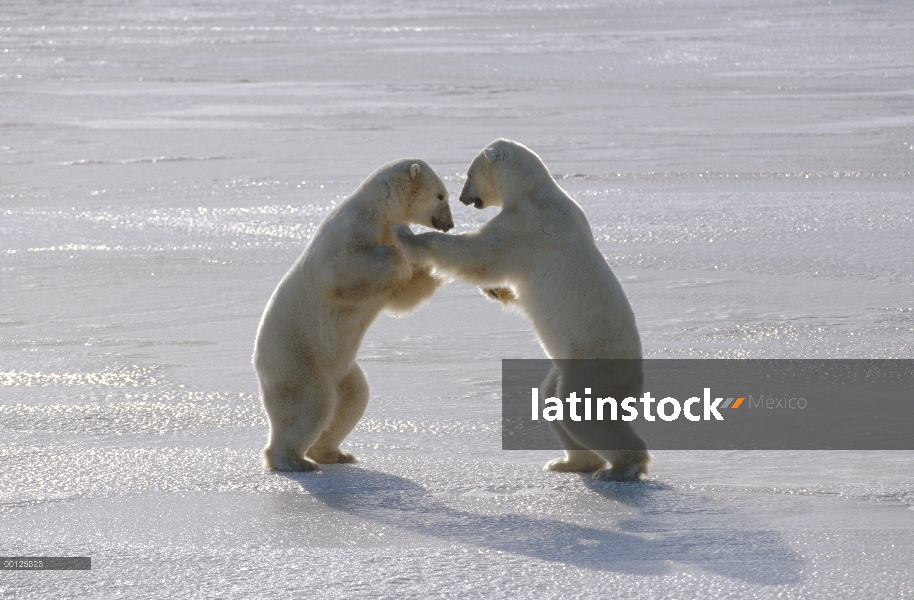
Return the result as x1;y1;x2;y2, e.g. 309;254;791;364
484;147;499;163
410;163;421;178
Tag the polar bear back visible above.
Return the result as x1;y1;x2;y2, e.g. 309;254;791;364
514;215;641;360
484;139;642;360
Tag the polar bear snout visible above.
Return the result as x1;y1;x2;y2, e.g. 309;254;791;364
430;201;454;231
459;191;484;209
458;180;486;210
458;185;475;205
431;214;454;232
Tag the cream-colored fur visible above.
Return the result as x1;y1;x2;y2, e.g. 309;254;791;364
396;139;650;481
254;159;452;472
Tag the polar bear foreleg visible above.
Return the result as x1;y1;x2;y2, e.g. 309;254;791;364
398;227;513;287
306;363;369;464
385;267;443;314
332;245;413;301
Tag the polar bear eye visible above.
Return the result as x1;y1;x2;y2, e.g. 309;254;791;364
437;194;444;201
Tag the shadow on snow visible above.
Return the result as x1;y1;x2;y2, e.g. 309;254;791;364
282;466;803;585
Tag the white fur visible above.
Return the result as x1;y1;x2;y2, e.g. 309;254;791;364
254;159;452;472
396;139;650;480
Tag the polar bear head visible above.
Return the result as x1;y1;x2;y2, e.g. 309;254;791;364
393;159;453;232
459;139;549;210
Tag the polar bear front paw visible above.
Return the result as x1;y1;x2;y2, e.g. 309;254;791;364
483;287;516;303
307;449;358;464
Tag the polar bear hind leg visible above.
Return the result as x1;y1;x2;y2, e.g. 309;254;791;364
306;362;370;464
262;367;336;472
542;363;650;479
539;364;607;473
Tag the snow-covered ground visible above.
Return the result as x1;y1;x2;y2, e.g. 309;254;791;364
2;1;913;597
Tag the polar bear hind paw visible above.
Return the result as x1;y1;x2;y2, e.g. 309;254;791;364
307;449;358;464
264;451;320;473
544;457;604;473
592;464;647;482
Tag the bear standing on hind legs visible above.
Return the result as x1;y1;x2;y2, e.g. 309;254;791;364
254;159;453;472
396;139;650;481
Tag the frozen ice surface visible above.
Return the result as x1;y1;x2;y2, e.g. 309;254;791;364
1;0;913;598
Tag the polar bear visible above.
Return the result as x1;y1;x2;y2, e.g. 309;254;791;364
254;159;453;472
396;139;649;481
